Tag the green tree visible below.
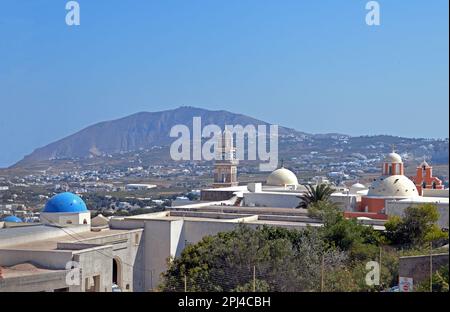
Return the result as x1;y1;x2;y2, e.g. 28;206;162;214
307;200;339;220
159;206;402;292
416;265;449;292
115;209;130;216
232;279;270;292
384;204;448;247
309;201;381;251
323;267;359;292
296;184;335;208
159;225;346;292
432;265;449;292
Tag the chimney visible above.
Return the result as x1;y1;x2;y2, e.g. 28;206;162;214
248;183;262;193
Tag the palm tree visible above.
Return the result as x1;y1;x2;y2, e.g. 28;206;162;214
296;183;335;208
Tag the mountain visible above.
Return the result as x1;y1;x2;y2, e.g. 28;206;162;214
11;106;449;170
14;106;308;166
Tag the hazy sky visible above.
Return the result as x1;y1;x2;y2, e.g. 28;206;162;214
0;0;448;167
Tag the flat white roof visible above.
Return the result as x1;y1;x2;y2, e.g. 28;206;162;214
245;191;302;196
202;186;248;192
201;184;308;193
395;196;449;204
330;192;359;197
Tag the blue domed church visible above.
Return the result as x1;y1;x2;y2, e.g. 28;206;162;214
1;215;23;223
40;192;91;226
0;192;144;292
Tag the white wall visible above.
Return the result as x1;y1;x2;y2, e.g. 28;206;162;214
73;245;113;292
170;219;185;258
144;220;173;291
142;218;254;290
41;212;91;226
0;249;73;269
386;200;449;229
243;192;300;208
423;189;449;198
0;225;90;249
183;220;239;245
329;194;358;211
76;230;144;292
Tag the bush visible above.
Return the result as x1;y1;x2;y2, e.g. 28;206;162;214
416;265;449;292
159;225;347;292
384;204;448;247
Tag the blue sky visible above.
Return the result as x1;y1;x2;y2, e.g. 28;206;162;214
0;0;448;167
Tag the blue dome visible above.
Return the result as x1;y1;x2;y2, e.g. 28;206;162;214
43;192;88;213
2;215;23;223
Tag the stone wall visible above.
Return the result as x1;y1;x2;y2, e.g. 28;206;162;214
399;253;449;284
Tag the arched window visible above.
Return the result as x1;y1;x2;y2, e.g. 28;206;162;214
112;260;118;284
83;219;88;224
422;181;427;189
432;181;437;189
112;258;122;289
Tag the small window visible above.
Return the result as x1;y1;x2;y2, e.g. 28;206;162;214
66;220;72;224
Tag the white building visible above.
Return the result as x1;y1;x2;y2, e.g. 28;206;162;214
0;190;385;292
125;184;157;191
385;188;449;229
1;159;444;292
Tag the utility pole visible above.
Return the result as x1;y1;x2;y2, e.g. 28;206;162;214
430;242;433;292
253;265;256;292
150;270;153;292
379;246;382;288
320;253;325;292
184;274;187;292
